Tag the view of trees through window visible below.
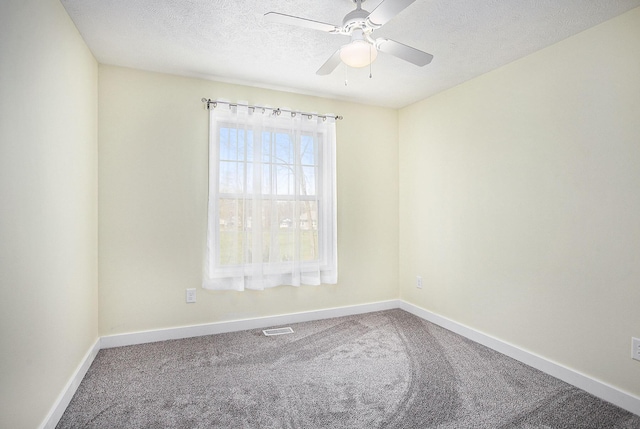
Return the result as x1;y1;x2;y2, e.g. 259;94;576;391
217;126;320;266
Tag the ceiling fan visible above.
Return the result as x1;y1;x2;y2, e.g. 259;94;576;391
264;0;433;75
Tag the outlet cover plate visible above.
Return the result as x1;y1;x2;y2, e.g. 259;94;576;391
186;288;196;303
632;337;640;361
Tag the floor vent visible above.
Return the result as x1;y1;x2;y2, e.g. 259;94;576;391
263;327;294;336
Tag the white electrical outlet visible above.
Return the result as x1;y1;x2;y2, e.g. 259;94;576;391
416;276;423;289
186;288;196;303
632;337;640;362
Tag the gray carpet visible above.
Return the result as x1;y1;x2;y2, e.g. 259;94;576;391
57;309;640;428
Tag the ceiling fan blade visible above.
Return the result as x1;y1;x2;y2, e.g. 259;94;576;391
264;12;339;33
376;38;433;66
367;0;418;27
316;49;342;75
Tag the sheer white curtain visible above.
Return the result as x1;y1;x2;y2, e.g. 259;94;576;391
203;102;337;291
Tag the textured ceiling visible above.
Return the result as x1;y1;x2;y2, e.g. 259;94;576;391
60;0;640;108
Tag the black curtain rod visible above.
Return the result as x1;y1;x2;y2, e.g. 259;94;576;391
201;98;343;121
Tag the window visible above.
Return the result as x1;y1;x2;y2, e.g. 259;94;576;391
203;103;337;291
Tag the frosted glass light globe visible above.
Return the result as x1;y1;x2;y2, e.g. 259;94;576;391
340;40;378;68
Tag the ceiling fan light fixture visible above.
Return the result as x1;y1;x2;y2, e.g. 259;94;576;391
266;0;433;76
340;39;378;68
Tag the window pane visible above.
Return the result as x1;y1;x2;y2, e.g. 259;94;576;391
218;198;248;265
219;127;255;160
219;127;247;161
262;200;285;263
274;132;293;164
246;130;254;162
219;161;245;193
300;135;316;166
275;165;294;195
300;166;316;196
272;200;318;262
219;127;230;159
246;163;254;194
261;131;272;163
299;201;319;261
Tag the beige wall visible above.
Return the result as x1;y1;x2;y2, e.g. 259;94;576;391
0;0;99;428
399;7;640;397
3;2;639;425
98;65;399;336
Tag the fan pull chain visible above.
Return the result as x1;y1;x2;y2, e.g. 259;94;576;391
369;45;373;79
344;64;348;86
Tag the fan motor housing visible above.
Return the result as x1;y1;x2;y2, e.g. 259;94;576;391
342;8;371;32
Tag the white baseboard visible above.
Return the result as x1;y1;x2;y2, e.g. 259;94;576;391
101;299;401;349
40;301;398;428
399;300;640;417
40;299;640;429
39;338;101;429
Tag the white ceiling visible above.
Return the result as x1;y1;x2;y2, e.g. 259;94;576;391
60;0;640;109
